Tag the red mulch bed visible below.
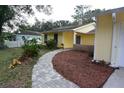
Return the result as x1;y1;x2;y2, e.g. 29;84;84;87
52;50;114;88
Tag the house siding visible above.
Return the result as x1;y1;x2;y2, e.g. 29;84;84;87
43;23;95;49
57;32;63;47
47;33;54;40
116;12;124;23
63;31;73;48
82;34;94;45
46;32;63;47
94;14;113;63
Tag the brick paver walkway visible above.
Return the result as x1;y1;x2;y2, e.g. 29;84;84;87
32;49;79;88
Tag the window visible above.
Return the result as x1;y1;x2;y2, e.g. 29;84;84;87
76;35;81;44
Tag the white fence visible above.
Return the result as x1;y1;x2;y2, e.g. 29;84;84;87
4;40;24;48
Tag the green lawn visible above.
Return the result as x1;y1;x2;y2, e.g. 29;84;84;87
0;48;51;88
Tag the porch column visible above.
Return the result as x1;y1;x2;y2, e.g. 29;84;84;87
73;32;76;44
111;12;118;67
93;17;97;60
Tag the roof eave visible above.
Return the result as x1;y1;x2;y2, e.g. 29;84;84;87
73;22;96;31
41;29;74;34
96;7;124;17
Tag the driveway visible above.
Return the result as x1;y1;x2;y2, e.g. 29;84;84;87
103;68;124;88
32;49;79;88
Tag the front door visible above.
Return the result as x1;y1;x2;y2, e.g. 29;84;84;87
54;33;58;47
118;23;124;67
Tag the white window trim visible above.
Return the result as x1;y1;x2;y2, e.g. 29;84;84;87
75;33;82;45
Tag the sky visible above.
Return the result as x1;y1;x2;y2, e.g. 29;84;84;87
26;0;124;24
1;0;124;24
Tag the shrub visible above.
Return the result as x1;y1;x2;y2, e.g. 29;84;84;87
61;43;64;48
2;32;16;41
46;39;57;49
22;38;39;57
37;44;46;49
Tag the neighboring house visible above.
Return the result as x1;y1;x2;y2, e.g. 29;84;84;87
5;31;43;48
16;31;43;43
94;7;124;67
41;22;95;49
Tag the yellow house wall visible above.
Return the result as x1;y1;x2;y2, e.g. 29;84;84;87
63;31;73;48
47;33;54;40
94;14;113;63
57;32;63;47
116;12;124;23
81;34;94;45
76;33;95;46
46;32;63;47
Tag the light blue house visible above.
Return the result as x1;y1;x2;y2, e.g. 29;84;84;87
16;31;44;44
5;31;44;48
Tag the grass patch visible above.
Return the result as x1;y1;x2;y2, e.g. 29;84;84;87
0;48;51;88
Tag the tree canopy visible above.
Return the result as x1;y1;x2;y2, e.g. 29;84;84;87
72;5;105;25
0;5;52;35
0;5;52;49
22;20;72;32
16;5;105;33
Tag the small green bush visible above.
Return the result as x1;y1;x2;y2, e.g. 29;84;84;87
37;44;46;49
22;38;39;57
46;39;57;49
